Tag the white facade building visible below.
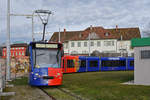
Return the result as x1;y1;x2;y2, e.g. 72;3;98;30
50;26;140;56
63;39;133;55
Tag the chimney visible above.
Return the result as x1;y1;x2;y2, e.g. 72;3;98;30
64;28;66;36
116;25;118;31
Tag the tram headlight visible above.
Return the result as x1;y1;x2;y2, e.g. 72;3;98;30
38;75;41;78
57;73;60;76
35;73;39;76
35;65;40;68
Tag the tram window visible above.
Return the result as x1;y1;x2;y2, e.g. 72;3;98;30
102;61;112;67
80;60;86;67
120;60;126;66
89;61;98;67
63;59;64;68
102;60;126;67
130;60;134;67
67;60;74;68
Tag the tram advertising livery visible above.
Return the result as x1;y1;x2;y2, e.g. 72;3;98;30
28;42;63;86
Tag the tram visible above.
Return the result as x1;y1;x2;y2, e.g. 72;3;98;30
62;55;79;73
62;55;134;73
28;42;64;86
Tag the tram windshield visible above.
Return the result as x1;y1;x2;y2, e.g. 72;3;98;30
33;49;61;68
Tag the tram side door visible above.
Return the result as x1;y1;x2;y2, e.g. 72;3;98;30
62;57;67;73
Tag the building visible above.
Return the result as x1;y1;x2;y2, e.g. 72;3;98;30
50;26;141;56
2;43;28;58
132;38;150;85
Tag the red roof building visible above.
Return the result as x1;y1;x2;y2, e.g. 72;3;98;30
49;26;141;42
49;26;141;56
2;43;28;58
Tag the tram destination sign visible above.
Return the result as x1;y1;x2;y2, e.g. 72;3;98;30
35;43;58;48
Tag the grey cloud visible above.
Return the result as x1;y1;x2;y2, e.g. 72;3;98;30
1;0;150;43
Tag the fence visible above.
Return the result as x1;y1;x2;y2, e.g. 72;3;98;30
0;57;29;93
0;58;6;93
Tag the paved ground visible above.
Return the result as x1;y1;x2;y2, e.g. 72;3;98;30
2;85;51;100
122;80;134;85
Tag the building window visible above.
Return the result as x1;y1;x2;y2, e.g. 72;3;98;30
82;50;88;54
105;32;109;36
64;44;68;49
22;52;24;56
97;41;101;47
4;53;5;56
104;41;114;46
19;52;21;55
84;42;87;47
112;41;114;46
78;42;81;47
71;42;75;47
71;51;78;54
16;52;18;56
141;50;150;59
91;41;94;46
66;44;68;48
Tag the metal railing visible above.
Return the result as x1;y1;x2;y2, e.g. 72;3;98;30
0;58;15;97
0;61;6;93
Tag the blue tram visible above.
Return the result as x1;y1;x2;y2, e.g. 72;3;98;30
101;57;126;71
78;56;87;72
62;56;134;73
87;57;100;72
127;57;134;70
28;42;64;86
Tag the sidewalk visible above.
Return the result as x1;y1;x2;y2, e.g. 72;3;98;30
2;84;50;100
1;76;51;100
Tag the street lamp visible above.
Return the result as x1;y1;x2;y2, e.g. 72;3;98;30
88;25;92;56
34;10;52;41
6;0;11;80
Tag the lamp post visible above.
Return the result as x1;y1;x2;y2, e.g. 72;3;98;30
58;28;61;43
6;0;11;80
11;13;47;42
32;11;35;41
88;25;92;56
11;13;38;41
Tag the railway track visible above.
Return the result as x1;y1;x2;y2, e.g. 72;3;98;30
39;87;85;100
57;88;83;100
39;87;57;100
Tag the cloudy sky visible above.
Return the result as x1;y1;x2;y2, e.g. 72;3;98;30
1;0;150;44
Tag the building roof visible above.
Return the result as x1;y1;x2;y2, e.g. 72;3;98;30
2;43;28;48
49;26;141;43
132;38;150;47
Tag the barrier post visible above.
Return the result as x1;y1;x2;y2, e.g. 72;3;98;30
0;63;3;92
